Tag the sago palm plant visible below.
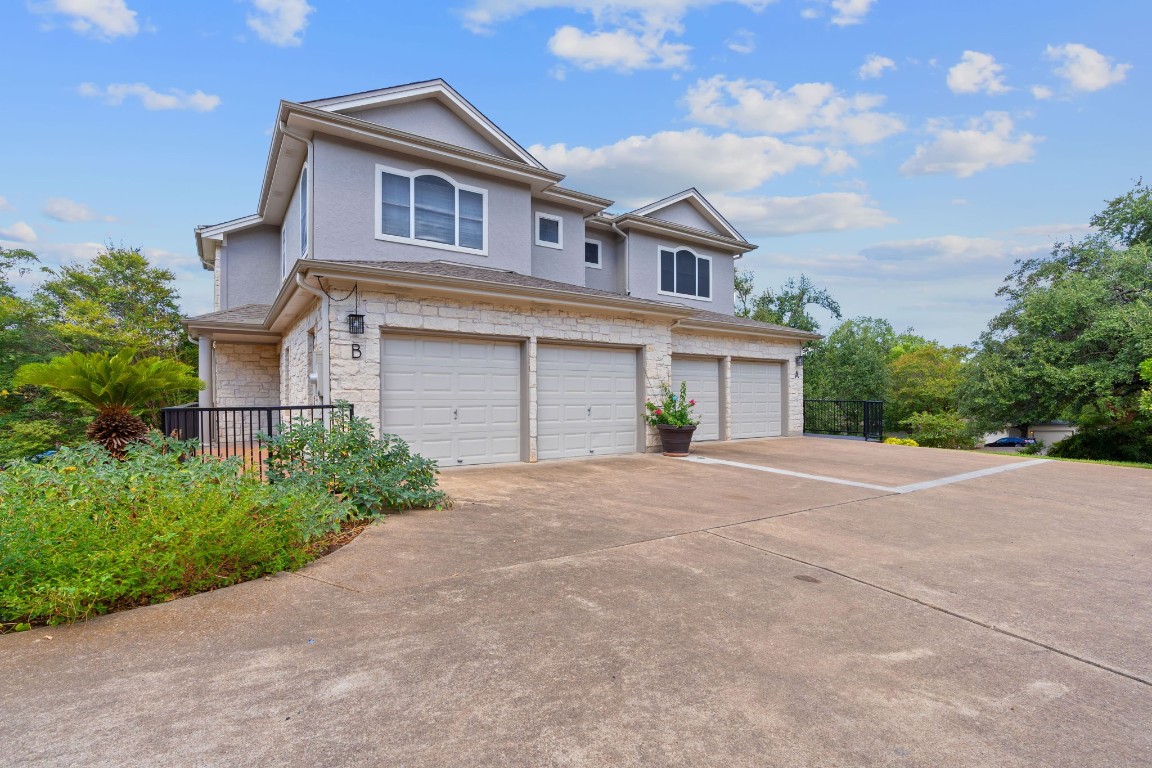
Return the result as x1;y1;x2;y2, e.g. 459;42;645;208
13;349;203;456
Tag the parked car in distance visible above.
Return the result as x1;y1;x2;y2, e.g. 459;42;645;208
985;437;1037;448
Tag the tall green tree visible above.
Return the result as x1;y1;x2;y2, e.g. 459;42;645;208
803;317;896;402
735;270;842;333
888;342;969;427
960;182;1152;436
33;245;194;363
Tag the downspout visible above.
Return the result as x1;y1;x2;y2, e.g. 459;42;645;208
295;272;330;404
609;220;630;295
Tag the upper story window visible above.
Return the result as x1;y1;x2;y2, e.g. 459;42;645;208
658;247;711;301
299;165;309;256
376;165;487;254
584;239;602;268
535;212;563;249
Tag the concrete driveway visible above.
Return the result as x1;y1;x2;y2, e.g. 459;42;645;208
3;438;1151;767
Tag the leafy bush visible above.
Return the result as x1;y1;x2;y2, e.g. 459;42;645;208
1048;421;1152;463
883;437;919;446
899;411;979;449
263;409;448;514
644;381;699;427
1;438;351;628
1018;439;1046;455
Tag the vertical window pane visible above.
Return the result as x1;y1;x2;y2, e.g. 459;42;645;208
675;250;696;296
380;172;411;237
299;167;308;254
584;241;600;265
697;259;710;298
459;189;484;250
660;250;675;293
414;174;455;245
538;216;560;244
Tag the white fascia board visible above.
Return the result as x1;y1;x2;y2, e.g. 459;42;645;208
304;80;546;170
614;215;756;254
628;188;745;242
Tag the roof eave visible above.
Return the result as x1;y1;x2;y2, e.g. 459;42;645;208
613;215;756;254
675;318;822;341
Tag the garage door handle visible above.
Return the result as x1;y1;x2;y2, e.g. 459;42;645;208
587;406;591;415
453;408;458;419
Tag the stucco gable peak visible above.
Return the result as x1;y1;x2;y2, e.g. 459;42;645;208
627;188;745;241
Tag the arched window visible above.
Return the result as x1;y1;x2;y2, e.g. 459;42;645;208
377;165;487;253
658;246;712;300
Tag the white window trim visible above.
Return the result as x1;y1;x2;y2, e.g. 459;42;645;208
534;212;564;250
584;238;603;269
299;164;309;258
656;245;713;303
374;164;489;256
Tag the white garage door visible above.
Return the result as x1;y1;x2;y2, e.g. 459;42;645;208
381;336;521;466
731;360;783;439
538;345;637;460
670;356;720;441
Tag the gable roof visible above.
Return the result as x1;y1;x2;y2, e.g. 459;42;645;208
627;188;745;241
303;79;545;170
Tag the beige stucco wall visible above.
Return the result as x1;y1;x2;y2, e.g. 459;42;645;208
212;342;280;407
322;287;672;454
671;330;804;436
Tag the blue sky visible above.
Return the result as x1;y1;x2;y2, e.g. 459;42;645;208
0;0;1145;345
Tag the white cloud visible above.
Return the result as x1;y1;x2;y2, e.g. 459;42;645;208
683;75;905;145
42;197;115;223
709;192;895;236
0;222;38;243
143;247;201;271
461;1;772;72
829;0;875;26
1030;85;1053;100
78;82;221;112
1045;43;1130;92
548;25;689;70
0;196;10;211
31;0;139;40
530;129;844;202
247;0;315;47
947;51;1010;95
726;28;755;54
900;112;1039;178
858;54;895;79
1009;223;1093;238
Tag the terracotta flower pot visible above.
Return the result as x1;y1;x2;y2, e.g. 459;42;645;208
656;424;696;457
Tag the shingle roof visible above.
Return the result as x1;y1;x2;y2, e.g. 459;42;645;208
325;260;680;309
186;304;270;325
684;308;819;338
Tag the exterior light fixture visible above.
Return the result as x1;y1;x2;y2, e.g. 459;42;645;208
794;352;805;378
347;313;365;334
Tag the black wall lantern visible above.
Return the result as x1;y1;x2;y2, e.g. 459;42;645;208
794;352;805;378
347;313;365;334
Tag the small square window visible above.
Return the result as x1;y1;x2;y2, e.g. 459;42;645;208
584;240;601;267
535;213;563;249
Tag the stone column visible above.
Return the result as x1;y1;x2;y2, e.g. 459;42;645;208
526;335;538;462
720;355;732;441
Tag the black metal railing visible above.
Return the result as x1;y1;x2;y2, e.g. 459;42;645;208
160;403;353;479
804;400;884;442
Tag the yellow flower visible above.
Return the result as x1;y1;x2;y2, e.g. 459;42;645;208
63;466;77;472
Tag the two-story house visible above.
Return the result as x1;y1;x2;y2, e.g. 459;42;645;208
185;80;817;466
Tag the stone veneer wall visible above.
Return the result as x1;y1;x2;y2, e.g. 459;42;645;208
279;300;322;406
671;331;804;436
212;342;281;406
323;287;674;455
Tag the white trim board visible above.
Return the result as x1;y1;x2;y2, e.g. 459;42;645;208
679;455;1048;494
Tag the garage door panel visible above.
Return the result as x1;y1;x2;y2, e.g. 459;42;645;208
382;336;521;466
671;357;721;442
538;345;637;460
731;360;782;439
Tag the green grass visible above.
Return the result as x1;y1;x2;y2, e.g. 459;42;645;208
1019;453;1152;470
0;438;355;630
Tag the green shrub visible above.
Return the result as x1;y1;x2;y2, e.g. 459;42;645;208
899;410;979;449
0;438;351;628
883;437;919;446
263;408;448;514
1048;421;1152;463
1018;439;1046;455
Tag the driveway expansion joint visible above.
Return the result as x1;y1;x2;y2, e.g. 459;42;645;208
681;455;1048;494
704;529;1152;690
